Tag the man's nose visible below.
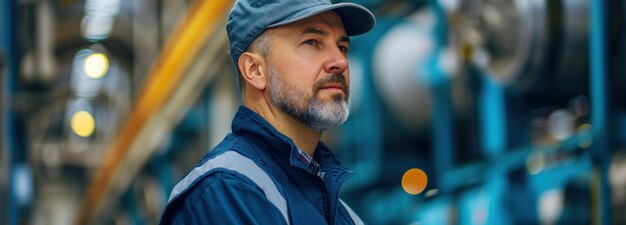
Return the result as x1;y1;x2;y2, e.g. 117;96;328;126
323;47;349;74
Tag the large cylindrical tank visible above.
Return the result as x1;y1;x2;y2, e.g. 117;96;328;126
454;0;589;102
372;9;469;130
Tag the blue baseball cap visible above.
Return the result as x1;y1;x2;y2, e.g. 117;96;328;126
227;0;376;74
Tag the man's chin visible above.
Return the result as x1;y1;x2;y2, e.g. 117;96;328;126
299;99;348;131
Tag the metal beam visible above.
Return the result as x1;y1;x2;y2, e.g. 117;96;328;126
590;0;612;224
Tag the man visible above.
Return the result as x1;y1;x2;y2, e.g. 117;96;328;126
159;0;375;224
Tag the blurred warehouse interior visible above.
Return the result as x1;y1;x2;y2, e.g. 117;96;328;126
0;0;625;224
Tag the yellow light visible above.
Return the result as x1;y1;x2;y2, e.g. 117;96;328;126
402;168;428;195
84;53;109;79
71;111;95;137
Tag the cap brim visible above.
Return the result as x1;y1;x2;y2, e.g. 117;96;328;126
267;3;375;36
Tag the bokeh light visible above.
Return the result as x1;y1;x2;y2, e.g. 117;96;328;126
576;123;593;149
526;151;546;175
84;53;109;79
402;168;428;195
71;111;96;137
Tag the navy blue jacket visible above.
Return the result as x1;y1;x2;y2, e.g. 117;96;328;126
159;106;364;225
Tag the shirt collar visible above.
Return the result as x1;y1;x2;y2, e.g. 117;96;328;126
295;148;324;178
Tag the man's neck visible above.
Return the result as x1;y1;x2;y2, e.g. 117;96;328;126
244;101;321;157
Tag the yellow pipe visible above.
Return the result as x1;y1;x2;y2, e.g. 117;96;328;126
74;0;233;224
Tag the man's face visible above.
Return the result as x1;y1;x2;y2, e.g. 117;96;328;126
265;11;351;132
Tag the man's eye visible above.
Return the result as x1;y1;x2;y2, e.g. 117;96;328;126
304;39;318;46
339;46;349;53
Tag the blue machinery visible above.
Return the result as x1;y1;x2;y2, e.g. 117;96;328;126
335;0;618;224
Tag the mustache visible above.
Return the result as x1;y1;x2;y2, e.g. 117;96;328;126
313;73;349;94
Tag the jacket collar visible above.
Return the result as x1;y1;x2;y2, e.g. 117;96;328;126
231;106;295;157
231;106;353;180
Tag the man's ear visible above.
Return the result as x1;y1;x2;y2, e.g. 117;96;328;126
238;52;267;91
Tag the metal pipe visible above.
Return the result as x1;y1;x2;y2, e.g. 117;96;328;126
429;0;455;189
589;0;612;224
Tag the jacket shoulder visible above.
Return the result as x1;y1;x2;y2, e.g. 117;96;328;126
160;140;288;225
160;171;282;225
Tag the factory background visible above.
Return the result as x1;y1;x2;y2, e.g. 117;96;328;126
1;0;625;224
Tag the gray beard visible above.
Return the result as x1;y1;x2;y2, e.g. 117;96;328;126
267;65;349;132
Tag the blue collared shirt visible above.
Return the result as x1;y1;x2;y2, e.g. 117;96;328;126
159;106;360;225
296;148;325;179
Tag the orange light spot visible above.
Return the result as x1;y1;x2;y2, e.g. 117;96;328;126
402;168;428;195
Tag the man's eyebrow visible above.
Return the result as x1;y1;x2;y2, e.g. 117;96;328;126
299;27;351;44
299;27;328;37
340;36;350;45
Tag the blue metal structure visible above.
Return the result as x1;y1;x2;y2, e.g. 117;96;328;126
1;0;19;224
2;1;33;225
344;0;617;224
590;0;612;224
427;0;454;190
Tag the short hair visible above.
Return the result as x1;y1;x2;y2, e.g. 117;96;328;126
238;30;273;91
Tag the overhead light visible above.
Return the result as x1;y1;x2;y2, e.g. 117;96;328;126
81;0;122;41
84;53;109;79
71;110;96;137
